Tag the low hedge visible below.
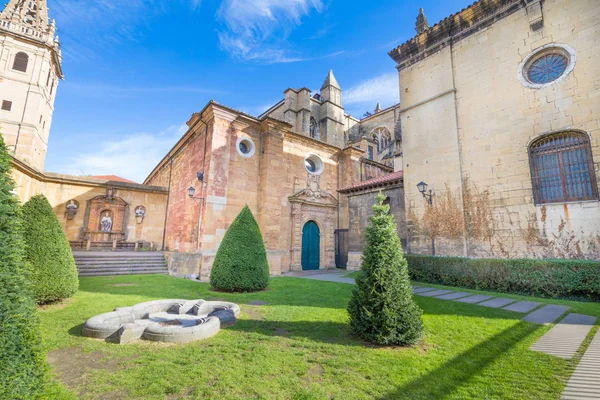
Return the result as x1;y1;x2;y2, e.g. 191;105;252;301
405;254;600;300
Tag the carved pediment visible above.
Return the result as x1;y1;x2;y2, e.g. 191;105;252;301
289;174;338;208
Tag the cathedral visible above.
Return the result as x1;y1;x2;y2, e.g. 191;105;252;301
1;0;599;279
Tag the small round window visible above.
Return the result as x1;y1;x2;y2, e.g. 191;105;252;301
519;44;576;89
304;154;324;175
236;137;255;158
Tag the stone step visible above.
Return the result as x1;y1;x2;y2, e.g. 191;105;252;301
73;255;166;260
530;313;597;360
522;304;569;325
76;261;167;267
77;265;167;271
562;328;600;399
79;270;168;277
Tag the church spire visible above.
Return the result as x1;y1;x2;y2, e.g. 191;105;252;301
321;70;341;90
1;0;51;33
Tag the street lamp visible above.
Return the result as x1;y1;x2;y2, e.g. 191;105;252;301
187;186;204;203
417;181;433;205
417;181;436;256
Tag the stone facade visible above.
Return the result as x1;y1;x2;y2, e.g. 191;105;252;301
11;157;168;249
0;0;62;170
390;0;600;258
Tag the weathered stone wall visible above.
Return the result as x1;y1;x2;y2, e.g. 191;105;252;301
396;0;600;259
11;158;168;247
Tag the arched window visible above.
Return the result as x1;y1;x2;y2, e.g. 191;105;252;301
309;117;318;139
12;52;29;72
529;132;598;204
371;127;392;153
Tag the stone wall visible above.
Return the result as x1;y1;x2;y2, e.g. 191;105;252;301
346;185;406;269
395;0;600;259
11;157;168;247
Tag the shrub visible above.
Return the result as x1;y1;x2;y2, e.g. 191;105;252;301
406;254;600;300
348;193;424;346
22;194;79;304
0;136;47;398
210;206;270;292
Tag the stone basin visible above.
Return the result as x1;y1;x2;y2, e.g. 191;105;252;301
82;299;240;344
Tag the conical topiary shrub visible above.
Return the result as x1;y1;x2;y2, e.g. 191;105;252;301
210;206;270;292
347;193;424;346
0;135;47;398
22;194;79;304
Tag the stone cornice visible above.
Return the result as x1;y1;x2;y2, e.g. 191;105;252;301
359;103;401;123
10;156;168;193
388;0;524;70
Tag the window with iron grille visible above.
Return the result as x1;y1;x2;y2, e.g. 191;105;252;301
12;52;29;72
529;132;598;204
367;146;373;160
1;100;12;111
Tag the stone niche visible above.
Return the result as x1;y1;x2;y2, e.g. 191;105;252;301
81;187;129;243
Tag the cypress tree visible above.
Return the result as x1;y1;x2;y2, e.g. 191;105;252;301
0;135;47;398
22;194;79;304
210;206;270;292
348;193;424;345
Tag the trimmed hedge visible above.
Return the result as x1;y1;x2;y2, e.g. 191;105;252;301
348;194;423;346
0;136;47;398
22;194;79;304
210;206;270;292
406;254;600;300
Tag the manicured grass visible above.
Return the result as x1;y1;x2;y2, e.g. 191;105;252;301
344;271;359;279
39;275;588;399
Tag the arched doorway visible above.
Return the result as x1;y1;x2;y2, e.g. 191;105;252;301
302;221;320;270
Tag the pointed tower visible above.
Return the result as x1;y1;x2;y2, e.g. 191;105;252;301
320;70;342;106
0;0;63;170
416;8;429;34
318;70;345;147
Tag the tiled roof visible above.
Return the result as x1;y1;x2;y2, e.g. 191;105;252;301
91;175;137;184
339;171;404;193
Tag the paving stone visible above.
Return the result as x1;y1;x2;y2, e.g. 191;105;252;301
435;292;472;300
531;314;597;360
503;301;541;313
455;295;493;304
412;287;438;294
522;304;569;325
417;289;454;297
479;298;517;309
562;328;600;399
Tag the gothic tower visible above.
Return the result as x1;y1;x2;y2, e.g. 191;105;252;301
319;70;344;147
0;0;63;170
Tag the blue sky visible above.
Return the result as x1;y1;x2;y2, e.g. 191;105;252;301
45;0;472;182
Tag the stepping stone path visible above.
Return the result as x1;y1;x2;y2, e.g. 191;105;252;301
562;329;600;400
417;289;454;297
503;301;541;313
531;313;597;360
455;295;493;304
522;305;570;325
479;297;517;309
436;292;472;300
287;271;600;400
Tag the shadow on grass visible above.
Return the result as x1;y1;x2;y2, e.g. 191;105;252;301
377;322;543;399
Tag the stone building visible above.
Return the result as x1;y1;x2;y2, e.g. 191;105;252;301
388;0;600;259
0;0;62;170
144;71;399;278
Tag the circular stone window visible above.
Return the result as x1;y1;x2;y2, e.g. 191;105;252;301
518;44;576;89
236;137;255;158
304;154;324;175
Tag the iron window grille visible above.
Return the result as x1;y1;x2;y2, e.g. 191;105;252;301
529;132;598;204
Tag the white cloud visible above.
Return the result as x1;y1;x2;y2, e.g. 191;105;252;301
345;72;399;106
60;125;186;183
216;0;324;63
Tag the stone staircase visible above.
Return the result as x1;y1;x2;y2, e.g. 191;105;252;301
73;252;169;277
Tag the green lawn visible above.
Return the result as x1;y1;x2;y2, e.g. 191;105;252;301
38;275;596;399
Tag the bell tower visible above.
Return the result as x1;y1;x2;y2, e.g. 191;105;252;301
0;0;63;170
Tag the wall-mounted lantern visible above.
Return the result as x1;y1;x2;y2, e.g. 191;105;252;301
187;186;204;204
135;206;146;224
66;200;79;220
417;181;433;206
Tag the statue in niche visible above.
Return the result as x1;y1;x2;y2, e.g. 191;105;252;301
100;212;113;232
